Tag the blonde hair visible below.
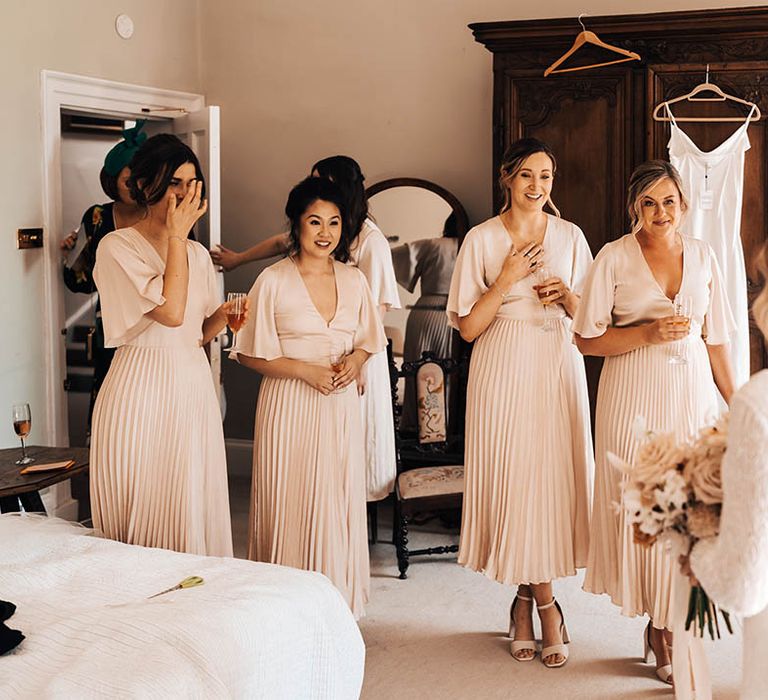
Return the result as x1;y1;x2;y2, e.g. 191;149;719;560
498;138;560;217
626;160;689;235
752;242;768;340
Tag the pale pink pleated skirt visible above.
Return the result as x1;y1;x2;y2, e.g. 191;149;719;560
458;316;593;585
90;345;233;556
585;336;720;628
250;376;369;618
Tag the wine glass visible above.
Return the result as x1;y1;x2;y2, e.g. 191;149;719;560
329;340;346;394
669;294;693;365
226;292;246;345
12;403;33;465
535;265;555;332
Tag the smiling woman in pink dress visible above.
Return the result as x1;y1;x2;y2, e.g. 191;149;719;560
211;156;400;503
91;134;239;556
573;160;735;685
231;177;386;618
448;138;594;668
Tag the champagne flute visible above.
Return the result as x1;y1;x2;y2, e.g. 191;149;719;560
669;294;693;365
12;403;33;465
535;265;555;332
329;340;346;394
226;292;246;345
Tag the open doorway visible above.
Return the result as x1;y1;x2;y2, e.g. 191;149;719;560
59;112;177;448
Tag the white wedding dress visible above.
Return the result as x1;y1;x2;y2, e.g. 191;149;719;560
667;105;756;388
690;370;768;699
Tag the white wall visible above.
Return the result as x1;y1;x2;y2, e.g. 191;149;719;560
0;0;202;447
199;0;766;439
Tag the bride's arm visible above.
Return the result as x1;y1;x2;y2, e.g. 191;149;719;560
690;389;768;617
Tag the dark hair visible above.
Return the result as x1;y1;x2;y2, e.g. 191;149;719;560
285;177;350;262
310;155;368;242
498;137;559;216
127;134;206;208
442;212;459;239
99;168;120;201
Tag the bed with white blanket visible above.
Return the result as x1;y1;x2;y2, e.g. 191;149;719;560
0;515;364;698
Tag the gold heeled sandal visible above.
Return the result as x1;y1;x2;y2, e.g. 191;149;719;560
643;622;673;685
508;594;536;662
537;598;570;669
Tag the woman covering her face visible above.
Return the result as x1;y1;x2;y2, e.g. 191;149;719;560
447;137;594;669
231;176;386;618
573;160;735;685
90;133;240;556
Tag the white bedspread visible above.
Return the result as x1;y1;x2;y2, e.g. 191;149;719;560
0;515;364;698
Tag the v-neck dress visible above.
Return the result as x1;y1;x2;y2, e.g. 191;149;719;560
447;214;594;585
232;256;386;618
573;232;735;626
90;227;233;557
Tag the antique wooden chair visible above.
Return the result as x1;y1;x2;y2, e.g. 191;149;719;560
387;343;466;579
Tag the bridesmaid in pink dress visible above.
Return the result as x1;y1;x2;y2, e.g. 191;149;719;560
91;134;240;556
574;160;735;685
448;138;594;668
232;177;385;618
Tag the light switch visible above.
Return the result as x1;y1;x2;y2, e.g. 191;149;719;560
17;228;44;249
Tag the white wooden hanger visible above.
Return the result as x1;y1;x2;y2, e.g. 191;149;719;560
652;65;761;123
544;15;641;77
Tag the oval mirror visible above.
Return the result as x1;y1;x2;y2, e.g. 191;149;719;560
366;178;468;360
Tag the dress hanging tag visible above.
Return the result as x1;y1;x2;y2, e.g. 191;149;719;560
699;163;713;210
699;190;714;210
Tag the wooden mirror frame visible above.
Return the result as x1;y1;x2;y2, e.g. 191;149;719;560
365;177;470;241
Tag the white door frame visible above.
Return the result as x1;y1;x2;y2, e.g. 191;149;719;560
41;71;206;448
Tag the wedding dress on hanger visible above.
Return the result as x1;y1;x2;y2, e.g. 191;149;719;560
666;102;757;388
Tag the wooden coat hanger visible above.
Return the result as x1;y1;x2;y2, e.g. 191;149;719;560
652;66;761;123
544;15;641;77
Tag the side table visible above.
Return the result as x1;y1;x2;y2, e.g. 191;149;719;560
0;446;89;514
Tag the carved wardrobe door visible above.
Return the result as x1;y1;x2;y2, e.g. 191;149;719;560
495;63;637;420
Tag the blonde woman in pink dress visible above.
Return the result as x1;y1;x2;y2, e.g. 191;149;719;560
574;160;735;685
91;134;237;556
232;177;386;618
447;138;594;668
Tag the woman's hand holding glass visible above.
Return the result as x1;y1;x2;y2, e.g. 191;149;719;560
303;364;338;396
223;293;249;343
669;294;693;364
533;267;567;331
331;351;365;393
644;316;690;343
534;273;568;306
495;242;544;299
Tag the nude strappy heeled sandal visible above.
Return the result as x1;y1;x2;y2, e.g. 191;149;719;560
537;598;570;669
508;594;536;662
643;622;673;685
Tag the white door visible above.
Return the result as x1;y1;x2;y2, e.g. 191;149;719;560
172;107;224;409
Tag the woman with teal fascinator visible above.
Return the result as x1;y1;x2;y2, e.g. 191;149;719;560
61;120;147;434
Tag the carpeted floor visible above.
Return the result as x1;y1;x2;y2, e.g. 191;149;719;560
229;479;741;699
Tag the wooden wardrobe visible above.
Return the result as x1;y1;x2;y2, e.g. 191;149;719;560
471;6;768;397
